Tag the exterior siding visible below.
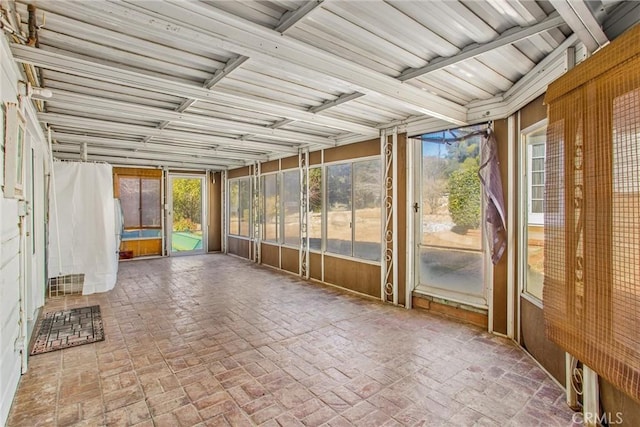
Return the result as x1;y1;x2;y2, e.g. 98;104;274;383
0;36;49;425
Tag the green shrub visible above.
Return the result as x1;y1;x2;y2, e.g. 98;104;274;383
173;218;197;232
448;165;481;230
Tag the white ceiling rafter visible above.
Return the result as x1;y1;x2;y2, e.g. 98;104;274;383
274;0;325;33
281;90;367;130
550;0;609;53
38;113;301;154
398;12;566;81
141;1;324;144
11;44;376;135
270;119;295;129
308;92;366;114
202;56;249;90
22;7;226;71
89;0;468;124
7;0;631;172
466;34;579;123
50;132;267;163
52;152;227;171
49;89;335;146
52;143;239;168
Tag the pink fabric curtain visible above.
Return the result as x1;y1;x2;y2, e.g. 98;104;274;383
479;130;506;264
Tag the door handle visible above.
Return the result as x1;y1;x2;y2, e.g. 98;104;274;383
413;202;419;213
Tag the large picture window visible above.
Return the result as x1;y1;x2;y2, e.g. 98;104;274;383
228;159;380;262
308;167;322;251
119;177;161;229
229;177;251;237
522;124;547;301
528;138;546;225
262;173;279;242
261;170;300;247
353;160;381;261
327;163;352;256
326;159;381;261
282;170;300;246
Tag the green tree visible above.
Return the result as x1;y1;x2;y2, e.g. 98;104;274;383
422;155;448;214
446;138;480;166
309;168;322;213
447;157;481;230
327;163;351;209
354;160;380;209
173;178;201;231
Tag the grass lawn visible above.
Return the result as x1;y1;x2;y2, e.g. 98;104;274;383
172;231;203;252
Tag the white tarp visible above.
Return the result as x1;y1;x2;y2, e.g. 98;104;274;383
48;161;118;294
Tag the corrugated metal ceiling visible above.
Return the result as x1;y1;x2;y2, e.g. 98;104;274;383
3;0;634;169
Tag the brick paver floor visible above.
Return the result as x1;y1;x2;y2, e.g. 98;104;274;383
8;254;577;426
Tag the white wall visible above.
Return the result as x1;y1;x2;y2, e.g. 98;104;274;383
25;112;47;332
0;34;50;426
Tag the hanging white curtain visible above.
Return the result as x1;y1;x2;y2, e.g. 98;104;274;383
48;161;118;294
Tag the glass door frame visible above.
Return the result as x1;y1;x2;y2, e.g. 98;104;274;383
167;173;207;256
410;133;492;310
518;119;548;309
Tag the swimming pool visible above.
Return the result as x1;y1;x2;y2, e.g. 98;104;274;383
121;229;162;240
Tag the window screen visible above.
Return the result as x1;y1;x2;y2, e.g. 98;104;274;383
544;25;640;403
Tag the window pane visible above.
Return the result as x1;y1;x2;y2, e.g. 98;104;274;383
239;178;251;237
141;178;161;227
419;131;484;303
263;174;279;242
532;143;545;157
171;178;203;252
229;180;240;235
308;167;322;250
524;126;547;300
532;186;544;200
532;158;545;171
531;200;543;213
326;163;352;256
283;170;300;246
420;247;484;296
532;172;545;185
354;160;381;261
120;177;141;228
422;140;482;250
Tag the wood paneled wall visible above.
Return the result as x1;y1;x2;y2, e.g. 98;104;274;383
208;172;222;252
226;137;383;298
228;236;250;259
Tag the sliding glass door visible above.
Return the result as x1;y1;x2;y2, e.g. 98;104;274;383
415;129;487;307
168;175;206;255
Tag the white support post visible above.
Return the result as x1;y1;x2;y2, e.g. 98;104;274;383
583;364;600;427
381;128;398;304
566;353;579;410
506;115;516;338
381;129;387;301
253;162;261;263
392;128;399;305
222;170;227;254
162;168;167;256
80;142;88;162
299;148;310;278
320;149;325;283
405;135;414;309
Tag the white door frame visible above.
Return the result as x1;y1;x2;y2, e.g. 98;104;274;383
167;173;207;256
412;133;490;310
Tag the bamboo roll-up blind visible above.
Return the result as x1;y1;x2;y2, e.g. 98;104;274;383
544;24;640;402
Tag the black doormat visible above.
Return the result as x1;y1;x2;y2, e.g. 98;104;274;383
30;305;104;355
